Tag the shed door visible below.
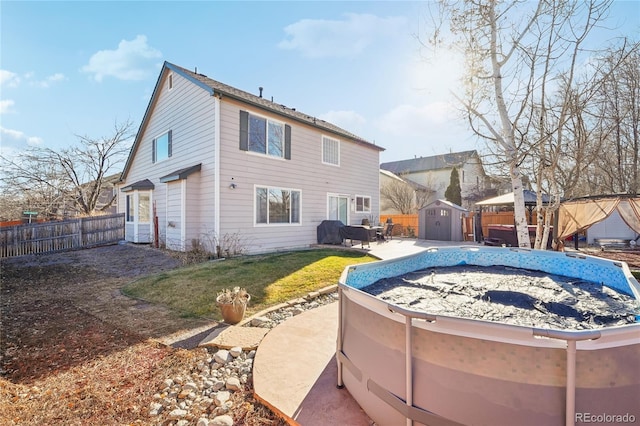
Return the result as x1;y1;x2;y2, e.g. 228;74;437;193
425;208;451;241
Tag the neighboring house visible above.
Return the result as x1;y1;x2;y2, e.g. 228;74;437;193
92;173;120;215
379;169;436;215
61;173;121;218
117;62;384;253
380;150;500;210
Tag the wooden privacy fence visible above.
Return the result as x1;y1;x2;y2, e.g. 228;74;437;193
380;214;419;236
0;213;125;258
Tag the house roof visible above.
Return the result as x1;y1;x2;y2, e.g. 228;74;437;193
120;179;155;192
120;61;383;181
379;169;405;182
476;190;550;206
379;169;432;192
159;163;202;183
380;150;479;174
422;199;468;212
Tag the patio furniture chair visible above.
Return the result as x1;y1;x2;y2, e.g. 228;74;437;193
377;223;394;241
384;223;394;240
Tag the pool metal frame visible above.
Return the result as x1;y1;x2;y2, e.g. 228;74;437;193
337;246;640;426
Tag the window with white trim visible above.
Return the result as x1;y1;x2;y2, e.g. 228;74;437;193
126;195;134;222
152;130;172;163
249;114;284;157
322;136;340;165
256;186;301;224
355;195;371;213
239;111;291;159
138;193;150;222
126;191;151;223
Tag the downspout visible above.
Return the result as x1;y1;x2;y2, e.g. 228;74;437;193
214;94;221;244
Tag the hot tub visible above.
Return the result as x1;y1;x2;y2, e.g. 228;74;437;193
337;246;640;426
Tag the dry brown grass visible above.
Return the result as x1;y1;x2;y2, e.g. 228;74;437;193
0;244;285;425
0;341;285;425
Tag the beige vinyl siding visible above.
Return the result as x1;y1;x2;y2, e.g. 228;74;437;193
218;98;380;253
165;180;183;250
118;70;217;249
125;223;135;242
120;67;381;254
184;172;202;248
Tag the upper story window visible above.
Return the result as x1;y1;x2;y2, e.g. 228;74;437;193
355;195;371;213
168;73;173;90
256;186;301;225
153;130;172;163
250;114;284;157
322;136;340;166
240;110;291;159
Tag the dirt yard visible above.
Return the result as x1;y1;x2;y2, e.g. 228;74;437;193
582;248;640;269
0;244;280;425
1;243;637;425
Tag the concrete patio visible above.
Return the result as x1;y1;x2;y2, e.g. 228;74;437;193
224;238;480;425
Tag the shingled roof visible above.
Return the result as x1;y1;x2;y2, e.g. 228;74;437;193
121;61;383;180
169;62;381;148
380;150;479;174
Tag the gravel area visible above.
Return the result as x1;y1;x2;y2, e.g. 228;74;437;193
244;291;339;329
157;292;340;425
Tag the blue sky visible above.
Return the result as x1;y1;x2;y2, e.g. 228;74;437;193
1;1;638;165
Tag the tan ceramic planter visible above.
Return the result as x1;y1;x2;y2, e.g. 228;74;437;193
216;294;250;325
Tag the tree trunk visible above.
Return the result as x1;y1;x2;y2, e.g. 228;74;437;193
510;165;531;248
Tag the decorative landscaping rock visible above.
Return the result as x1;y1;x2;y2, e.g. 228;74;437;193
211;414;234;426
214;349;231;364
156;290;340;424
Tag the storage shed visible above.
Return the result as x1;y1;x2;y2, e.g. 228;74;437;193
419;199;468;241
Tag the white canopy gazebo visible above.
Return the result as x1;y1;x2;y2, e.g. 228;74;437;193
557;195;640;241
475;190;551;206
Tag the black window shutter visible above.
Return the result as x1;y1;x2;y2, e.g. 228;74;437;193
168;130;173;157
152;139;156;163
284;124;291;160
239;110;249;151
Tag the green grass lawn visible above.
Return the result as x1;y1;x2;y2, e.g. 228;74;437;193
123;248;376;320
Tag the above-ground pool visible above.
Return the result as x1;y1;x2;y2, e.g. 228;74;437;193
337;246;640;426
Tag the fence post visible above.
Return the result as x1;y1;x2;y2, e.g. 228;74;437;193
13;225;18;257
78;217;84;247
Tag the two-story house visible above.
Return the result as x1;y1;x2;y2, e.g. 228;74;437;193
380;150;498;210
118;62;384;254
